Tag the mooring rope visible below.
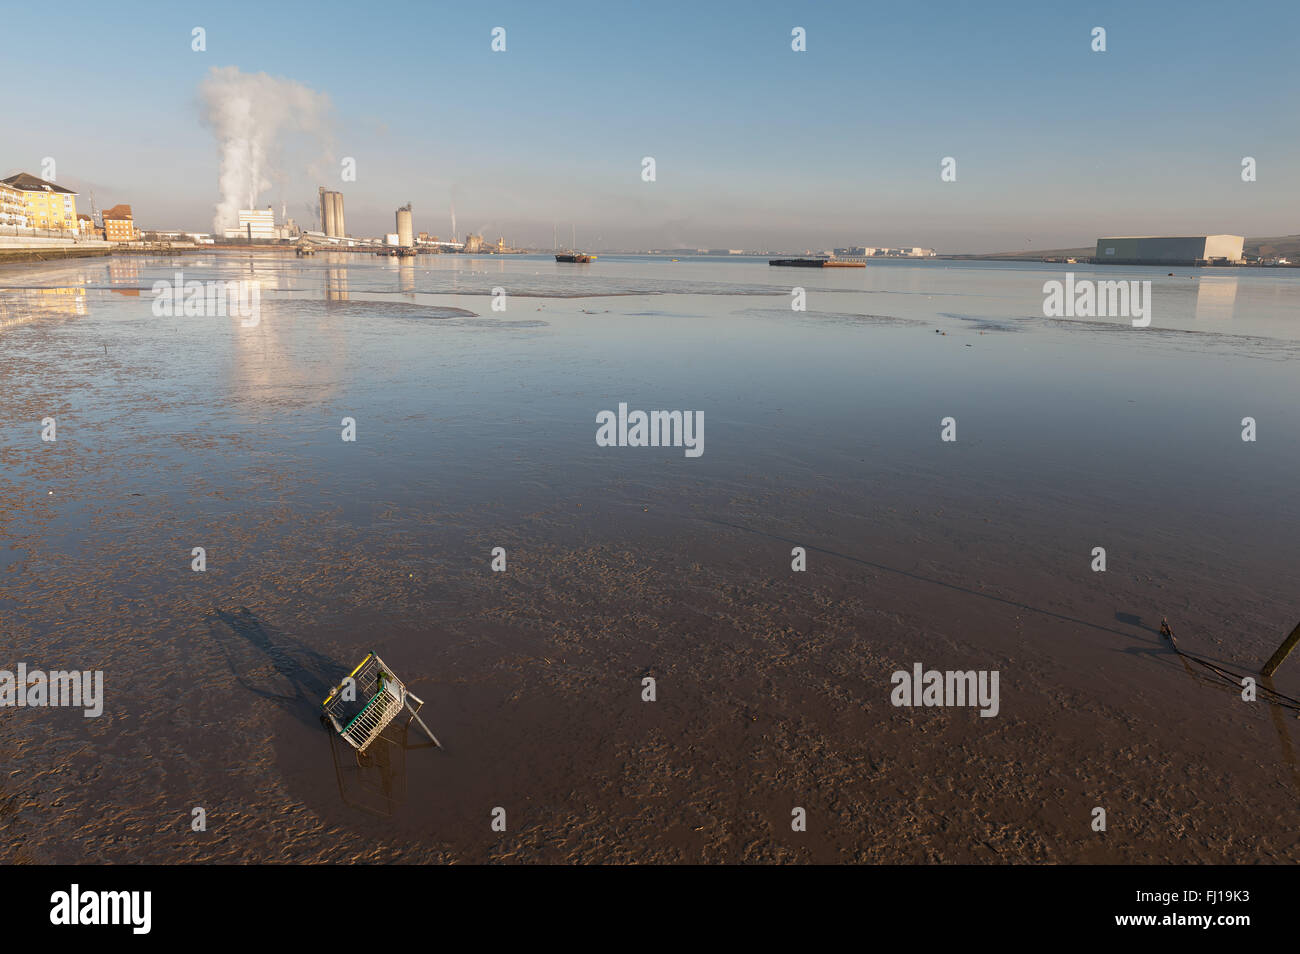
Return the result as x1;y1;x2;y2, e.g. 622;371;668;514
1160;617;1300;714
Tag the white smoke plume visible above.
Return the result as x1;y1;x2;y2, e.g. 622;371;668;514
199;66;334;234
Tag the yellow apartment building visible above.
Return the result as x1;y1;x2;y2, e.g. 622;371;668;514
0;180;27;227
0;172;78;231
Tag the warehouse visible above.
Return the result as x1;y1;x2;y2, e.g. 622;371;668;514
1094;235;1243;266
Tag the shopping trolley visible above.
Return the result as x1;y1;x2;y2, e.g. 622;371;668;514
322;652;441;753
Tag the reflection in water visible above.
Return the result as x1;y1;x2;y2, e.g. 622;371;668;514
227;288;348;404
398;259;415;296
1168;635;1300;797
326;266;349;302
108;259;141;296
325;717;437;816
327;721;407;816
1262;675;1300;795
230;256;283;292
0;285;87;329
1193;276;1239;323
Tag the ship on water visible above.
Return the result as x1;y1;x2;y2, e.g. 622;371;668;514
555;223;595;263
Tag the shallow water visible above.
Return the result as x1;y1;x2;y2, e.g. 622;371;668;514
2;251;1298;863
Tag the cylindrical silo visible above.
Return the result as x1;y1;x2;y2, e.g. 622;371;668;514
396;203;413;248
319;188;335;237
332;193;346;238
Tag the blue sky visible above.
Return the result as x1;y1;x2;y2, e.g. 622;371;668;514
6;0;1298;251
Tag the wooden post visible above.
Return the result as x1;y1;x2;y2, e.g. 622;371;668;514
1262;620;1300;677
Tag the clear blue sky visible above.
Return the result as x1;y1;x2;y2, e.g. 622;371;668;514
6;0;1298;251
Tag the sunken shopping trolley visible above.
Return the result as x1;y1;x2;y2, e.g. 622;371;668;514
322;652;441;753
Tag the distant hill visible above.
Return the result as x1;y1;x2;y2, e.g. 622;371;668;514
943;247;1093;261
1244;235;1300;259
947;236;1300;261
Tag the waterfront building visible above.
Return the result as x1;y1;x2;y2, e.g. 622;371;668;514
318;187;346;238
1095;235;1244;265
396;204;414;247
1;172;77;230
833;246;934;258
223;207;275;240
102;204;138;242
0;180;27;228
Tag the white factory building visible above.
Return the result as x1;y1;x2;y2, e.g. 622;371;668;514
833;246;936;258
222;207;300;241
224;208;276;240
1094;235;1244;265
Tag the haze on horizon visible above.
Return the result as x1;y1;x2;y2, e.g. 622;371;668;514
6;0;1298;253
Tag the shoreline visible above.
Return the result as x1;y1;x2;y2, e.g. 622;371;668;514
0;246;113;264
2;253;1298;864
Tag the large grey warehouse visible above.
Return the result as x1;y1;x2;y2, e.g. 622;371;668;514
1094;235;1244;265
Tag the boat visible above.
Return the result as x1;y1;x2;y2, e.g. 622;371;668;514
555;223;595;263
769;257;830;267
767;257;864;268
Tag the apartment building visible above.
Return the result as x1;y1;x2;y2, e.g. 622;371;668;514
102;204;138;242
1;172;78;230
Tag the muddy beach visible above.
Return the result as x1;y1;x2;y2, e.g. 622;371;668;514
2;252;1298;863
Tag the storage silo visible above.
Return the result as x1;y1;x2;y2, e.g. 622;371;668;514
319;187;335;237
332;192;346;238
396;203;414;248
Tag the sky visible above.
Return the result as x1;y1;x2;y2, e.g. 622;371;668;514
4;0;1298;252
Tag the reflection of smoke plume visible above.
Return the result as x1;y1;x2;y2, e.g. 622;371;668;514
199;66;333;234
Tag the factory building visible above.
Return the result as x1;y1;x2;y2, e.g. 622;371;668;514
223;207;276;240
833;246;936;258
396;203;413;247
218;207;297;241
318;187;346;238
1095;235;1244;266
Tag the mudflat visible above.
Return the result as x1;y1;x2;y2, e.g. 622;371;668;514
2;252;1297;863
